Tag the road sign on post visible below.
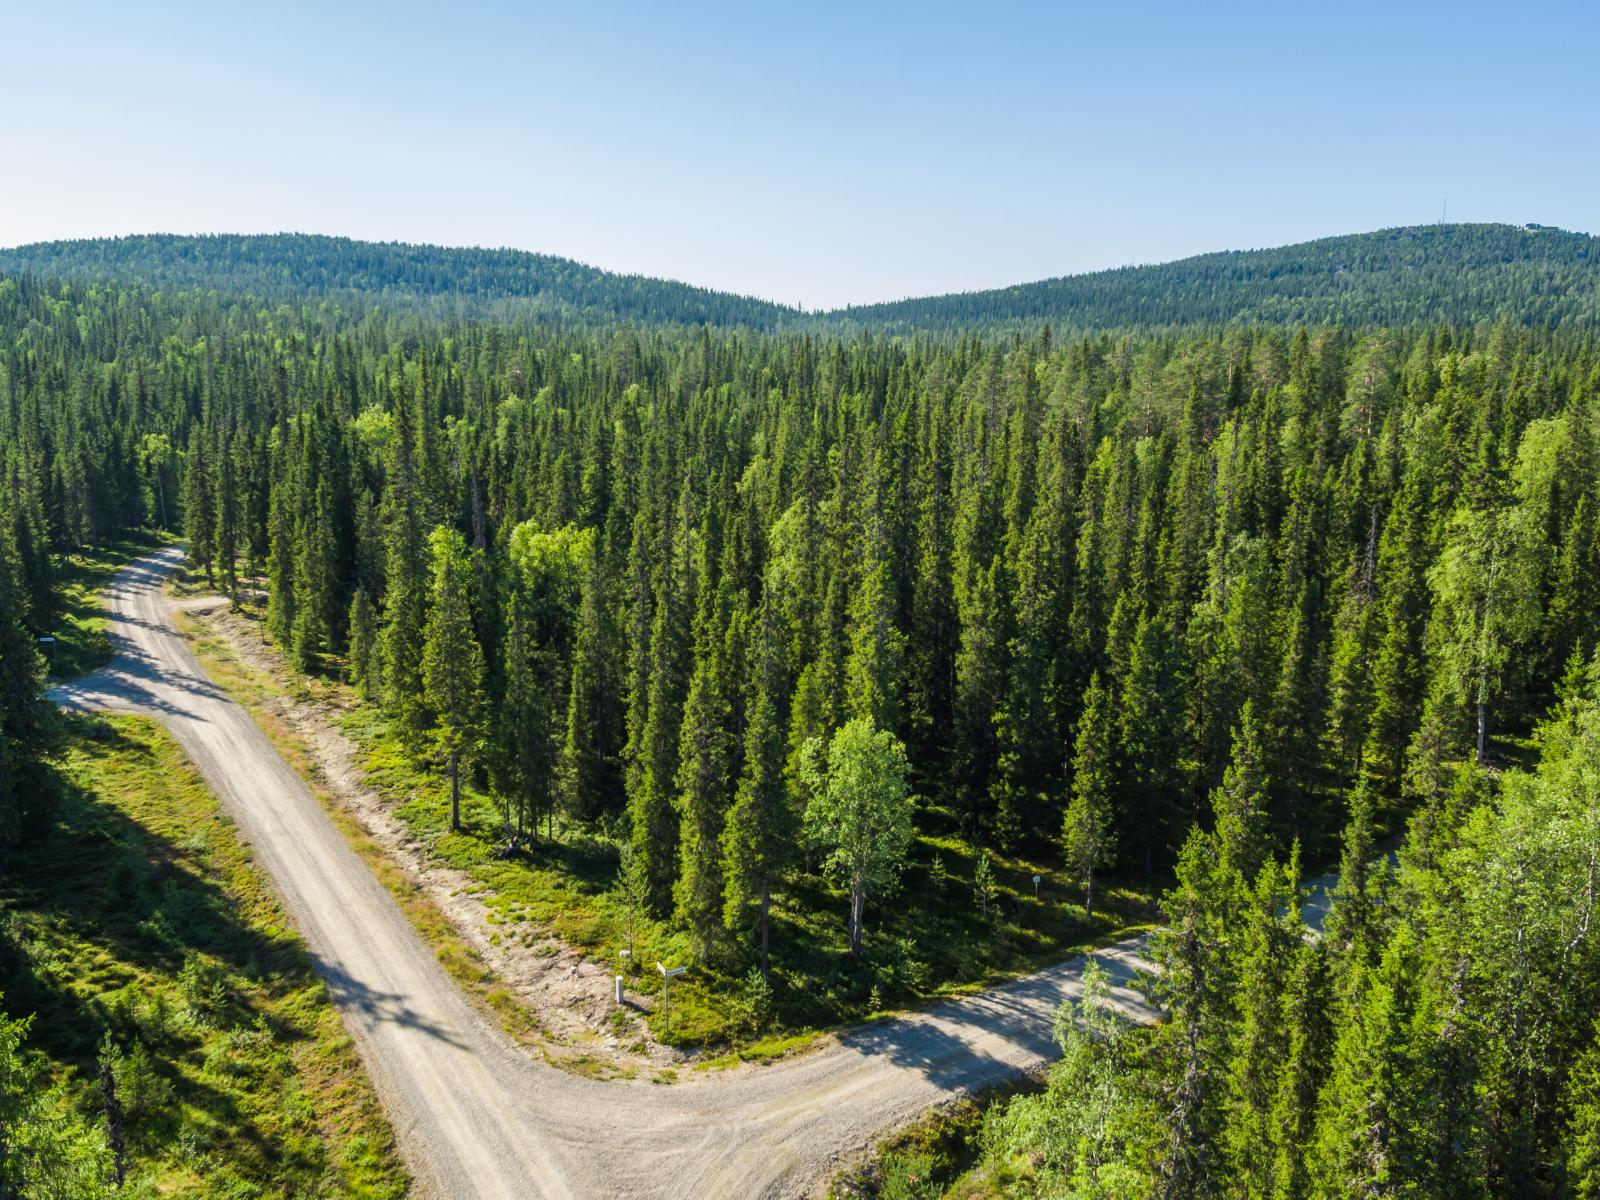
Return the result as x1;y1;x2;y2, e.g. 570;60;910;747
1032;874;1041;900
656;961;686;1037
37;636;55;661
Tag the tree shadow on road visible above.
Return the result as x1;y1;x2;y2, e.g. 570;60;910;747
833;945;1153;1090
312;957;470;1049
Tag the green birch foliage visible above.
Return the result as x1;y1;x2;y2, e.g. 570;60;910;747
801;719;914;957
982;961;1155;1197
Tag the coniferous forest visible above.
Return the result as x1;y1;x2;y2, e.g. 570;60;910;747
1;235;1599;1196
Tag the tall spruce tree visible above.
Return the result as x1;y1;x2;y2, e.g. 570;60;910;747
1063;671;1116;919
422;525;484;833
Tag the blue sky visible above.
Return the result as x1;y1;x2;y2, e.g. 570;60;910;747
5;0;1596;309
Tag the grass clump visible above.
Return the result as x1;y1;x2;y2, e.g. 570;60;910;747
0;714;410;1198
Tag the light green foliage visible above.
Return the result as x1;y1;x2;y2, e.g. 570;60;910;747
1568;1023;1600;1199
1426;475;1544;758
982;961;1154;1197
802;719;914;956
0;1005;115;1198
508;519;594;592
0;716;407;1197
972;851;998;921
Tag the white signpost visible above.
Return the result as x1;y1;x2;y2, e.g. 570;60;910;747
657;961;686;1036
615;949;633;1007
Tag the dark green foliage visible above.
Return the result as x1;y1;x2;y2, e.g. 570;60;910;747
838;223;1600;332
2;253;1599;1188
965;656;1600;1199
0;232;794;329
5;223;1598;333
423;525;484;833
0;511;58;847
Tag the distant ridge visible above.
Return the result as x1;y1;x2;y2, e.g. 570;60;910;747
832;223;1600;331
2;223;1596;331
0;232;795;329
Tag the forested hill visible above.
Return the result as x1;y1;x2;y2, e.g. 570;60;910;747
835;223;1600;331
4;256;1600;1195
0;232;795;329
3;223;1599;332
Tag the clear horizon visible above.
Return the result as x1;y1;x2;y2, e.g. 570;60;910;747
7;0;1598;309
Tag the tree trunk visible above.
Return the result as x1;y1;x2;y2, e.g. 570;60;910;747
1086;865;1095;922
1476;699;1488;763
759;888;771;976
449;750;462;832
849;885;865;956
100;1054;126;1186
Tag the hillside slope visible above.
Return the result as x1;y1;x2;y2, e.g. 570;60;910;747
0;232;794;328
835;223;1600;331
3;223;1596;331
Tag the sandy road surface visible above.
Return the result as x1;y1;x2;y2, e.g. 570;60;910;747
52;548;1159;1199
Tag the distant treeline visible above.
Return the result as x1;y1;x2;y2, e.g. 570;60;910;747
2;222;1597;333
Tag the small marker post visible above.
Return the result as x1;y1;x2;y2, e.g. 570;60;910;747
656;961;686;1037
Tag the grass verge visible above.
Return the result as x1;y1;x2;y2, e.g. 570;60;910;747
0;713;410;1198
44;531;176;679
177;594;1154;1057
170;606;550;1055
828;1086;1020;1199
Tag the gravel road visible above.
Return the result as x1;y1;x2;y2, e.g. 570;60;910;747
52;548;1159;1199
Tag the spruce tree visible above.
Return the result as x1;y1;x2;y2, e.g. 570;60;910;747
182;432;216;585
422;526;484;833
723;599;793;974
1063;671;1116;920
496;582;555;842
631;494;693;914
559;546;614;825
1212;702;1272;886
0;518;58;847
1119;610;1182;882
382;386;430;739
347;587;380;699
673;522;737;959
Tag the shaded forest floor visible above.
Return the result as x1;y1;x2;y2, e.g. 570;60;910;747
0;713;409;1198
170;576;1156;1070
